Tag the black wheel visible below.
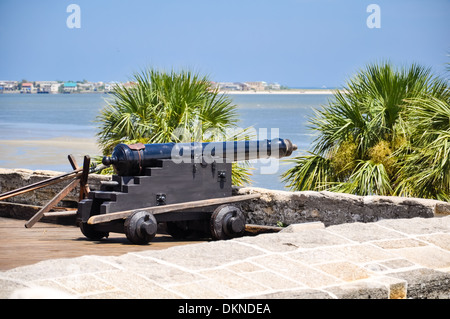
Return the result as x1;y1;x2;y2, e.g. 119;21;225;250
80;223;109;240
210;205;246;240
124;211;157;245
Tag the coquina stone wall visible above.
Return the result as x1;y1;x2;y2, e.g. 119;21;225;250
0;168;110;207
0;168;448;226
233;187;450;226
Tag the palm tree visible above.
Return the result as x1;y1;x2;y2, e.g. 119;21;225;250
282;61;449;199
96;68;252;185
395;94;450;200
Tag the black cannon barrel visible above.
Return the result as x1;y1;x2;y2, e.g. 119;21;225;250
103;138;297;176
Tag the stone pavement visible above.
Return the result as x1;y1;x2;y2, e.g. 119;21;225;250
1;216;450;299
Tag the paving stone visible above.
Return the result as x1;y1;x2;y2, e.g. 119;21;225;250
324;280;389;299
363;262;389;273
388;246;450;269
169;280;236;299
109;253;205;286
80;290;133;299
378;258;416;270
242;270;302;290
198;268;269;297
0;279;29;299
52;274;116;295
225;261;265;273
248;288;335;299
285;248;343;265
371;238;428;249
1;256;118;282
387;268;450;299
29;279;78;296
135;241;265;270
377;217;450;235
94;270;181;298
235;229;353;252
326;222;405;242
280;222;325;233
251;255;342;288
314;262;370;282
417;233;450;251
322;244;396;263
372;276;407;299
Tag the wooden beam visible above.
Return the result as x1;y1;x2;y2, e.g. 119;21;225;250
245;224;283;235
43;210;78;217
79;156;91;201
25;178;80;228
88;193;261;225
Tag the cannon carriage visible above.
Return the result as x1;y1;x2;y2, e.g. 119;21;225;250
77;138;297;244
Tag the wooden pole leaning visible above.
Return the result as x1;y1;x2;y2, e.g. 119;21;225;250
24;178;80;228
23;155;92;228
0;169;82;201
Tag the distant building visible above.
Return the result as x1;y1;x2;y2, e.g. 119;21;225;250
63;82;77;93
21;82;34;93
0;81;18;92
104;82;117;92
36;81;61;94
267;82;281;90
216;82;249;91
244;81;267;91
77;82;95;92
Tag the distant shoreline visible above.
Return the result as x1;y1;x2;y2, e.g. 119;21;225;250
219;89;345;95
0;89;345;96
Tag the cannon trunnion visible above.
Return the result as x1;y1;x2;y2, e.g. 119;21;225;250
76;139;297;244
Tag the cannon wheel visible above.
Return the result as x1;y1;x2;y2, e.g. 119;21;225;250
210;204;246;240
124;211;157;245
80;223;109;241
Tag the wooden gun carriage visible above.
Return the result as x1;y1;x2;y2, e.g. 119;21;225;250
78;138;296;244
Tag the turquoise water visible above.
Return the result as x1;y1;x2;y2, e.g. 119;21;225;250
0;93;331;189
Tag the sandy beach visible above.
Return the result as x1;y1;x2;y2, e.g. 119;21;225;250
0;137;102;172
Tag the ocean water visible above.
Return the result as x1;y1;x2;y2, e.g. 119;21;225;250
0;93;332;190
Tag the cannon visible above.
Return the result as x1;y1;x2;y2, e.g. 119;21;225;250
76;138;297;244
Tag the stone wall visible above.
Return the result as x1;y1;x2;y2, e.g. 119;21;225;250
0;168;110;213
0;169;449;226
233;187;450;226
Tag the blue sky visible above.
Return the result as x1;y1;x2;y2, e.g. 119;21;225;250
0;0;449;87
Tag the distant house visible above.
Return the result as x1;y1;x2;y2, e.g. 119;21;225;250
36;81;61;94
0;81;18;92
77;83;94;92
267;82;281;90
104;82;116;92
244;81;267;91
21;82;34;93
217;82;249;91
63;82;77;93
